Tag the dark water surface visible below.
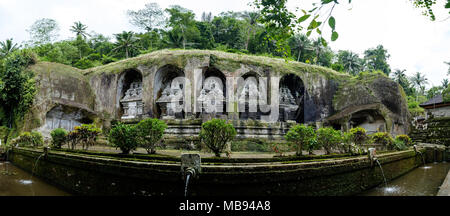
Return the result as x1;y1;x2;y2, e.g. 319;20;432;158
0;162;70;196
360;162;450;196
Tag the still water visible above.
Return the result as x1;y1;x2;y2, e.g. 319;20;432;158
0;162;70;196
360;162;450;196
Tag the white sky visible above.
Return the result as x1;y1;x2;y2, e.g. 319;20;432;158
0;0;449;88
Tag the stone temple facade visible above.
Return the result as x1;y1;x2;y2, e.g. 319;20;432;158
23;50;410;142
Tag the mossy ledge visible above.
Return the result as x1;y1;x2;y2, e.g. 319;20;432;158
9;147;424;196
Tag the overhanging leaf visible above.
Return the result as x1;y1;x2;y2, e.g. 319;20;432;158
328;16;336;30
331;31;339;41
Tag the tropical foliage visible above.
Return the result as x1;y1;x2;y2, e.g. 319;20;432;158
199;119;237;157
136;118;167;154
285;124;316;156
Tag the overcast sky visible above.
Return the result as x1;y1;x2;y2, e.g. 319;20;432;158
0;0;449;88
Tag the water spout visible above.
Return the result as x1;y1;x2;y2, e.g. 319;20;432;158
184;168;196;197
181;154;201;197
32;147;49;176
413;145;426;166
375;159;388;188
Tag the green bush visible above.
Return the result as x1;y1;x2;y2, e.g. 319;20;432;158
50;128;68;149
370;132;394;149
337;131;352;153
392;139;408;151
285;124;316;156
395;134;413;146
443;86;450;103
108;123;138;154
349;127;368;145
10;131;43;148
136;118;167;154
199;119;237;157
74;124;102;150
30;131;44;147
316;127;342;155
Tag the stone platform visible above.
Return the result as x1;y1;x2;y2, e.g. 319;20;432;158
437;169;450;196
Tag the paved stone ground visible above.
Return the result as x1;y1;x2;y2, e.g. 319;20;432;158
62;144;329;158
437;169;450;196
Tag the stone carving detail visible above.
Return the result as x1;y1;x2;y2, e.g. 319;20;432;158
120;82;144;119
156;80;184;119
238;78;265;119
197;78;225;114
44;105;85;131
279;87;300;121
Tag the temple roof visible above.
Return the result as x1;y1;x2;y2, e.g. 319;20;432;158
420;94;450;108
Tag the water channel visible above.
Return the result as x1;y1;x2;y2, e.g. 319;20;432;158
0;161;70;196
360;162;450;196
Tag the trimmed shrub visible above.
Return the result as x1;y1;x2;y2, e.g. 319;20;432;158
50;128;68;149
316;127;342;155
108;122;138;154
285;124;316;156
395;134;412;146
199;119;237;157
349;127;368;145
136;118;167;154
370;132;394;148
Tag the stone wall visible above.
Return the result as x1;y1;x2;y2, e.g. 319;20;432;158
426;106;450;118
23;50;410;139
9;147;423;196
410;117;450;146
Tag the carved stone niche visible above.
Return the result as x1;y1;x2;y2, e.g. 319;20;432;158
197;77;225;115
120;82;144;119
238;77;266;120
279;87;299;122
156;79;184;119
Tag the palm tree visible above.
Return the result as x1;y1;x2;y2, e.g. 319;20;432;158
410;72;428;101
338;50;362;75
112;31;140;59
289;34;312;62
241;11;260;50
442;79;449;89
0;38;19;57
70;21;90;39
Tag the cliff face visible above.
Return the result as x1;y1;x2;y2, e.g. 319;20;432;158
23;49;410;137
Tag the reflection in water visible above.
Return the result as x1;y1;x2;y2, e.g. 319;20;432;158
0;162;70;196
361;163;450;196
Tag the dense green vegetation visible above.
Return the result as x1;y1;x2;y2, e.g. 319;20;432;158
1;1;449;144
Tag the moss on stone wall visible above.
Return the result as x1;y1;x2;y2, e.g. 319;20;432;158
9;147;422;196
410;117;450;146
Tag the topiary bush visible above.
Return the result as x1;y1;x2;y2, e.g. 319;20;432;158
199;119;237;157
108;122;138;154
285;124;316;156
50;128;68;149
349;127;368;145
136;118;167;154
370;132;394;149
316;127;342;155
